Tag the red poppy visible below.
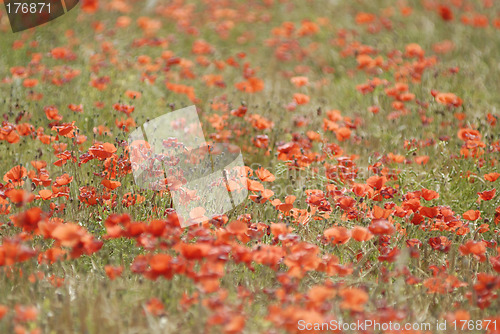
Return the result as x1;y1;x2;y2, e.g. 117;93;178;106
104;265;123;280
369;218;395;235
144;298;165;316
484;172;500;182
101;179;121;190
459;240;487;262
14;304;38;323
339;287;368;312
255;167;275;182
0;305;7;320
351;226;373;241
438;5;454;21
293;93;310;105
421;188;439;201
235;77;264;93
478;189;496;201
51;122;77;138
88;142;117;160
463;210;481;221
82;0;98;13
429;236;451;252
324;226;351;245
274;195;296;215
6;189;35;205
3;165;28;186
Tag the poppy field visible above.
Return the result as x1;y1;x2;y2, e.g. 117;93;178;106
1;0;500;333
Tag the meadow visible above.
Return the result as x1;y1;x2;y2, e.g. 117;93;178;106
0;0;500;333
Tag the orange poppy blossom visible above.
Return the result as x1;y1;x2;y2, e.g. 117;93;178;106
3;165;28;187
235;77;264;93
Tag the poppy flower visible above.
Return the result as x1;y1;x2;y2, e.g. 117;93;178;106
368;105;380;114
252;135;269;149
226;220;248;237
125;90;141;99
50;124;74;140
420;206;438;218
191;39;214;54
101;179;121;190
421;188;439;201
230;105;248;117
378;247;400;262
339;287;368;312
235;77;264;93
290;76;308;87
459;240;487;262
6;189;35;205
248;114;274;130
14;304;38;322
438;5;454;21
351;226;373;241
68;104;83;113
293;93;310;105
366;175;387;190
51;223;86;248
189;207;208;224
115;117;136;132
88;142;117;160
269;223;291;239
113;103;135;115
78;186;98;206
352;183;371;197
3;165;28;186
424;274;465;294
44;106;63;121
223;315;246;334
30;161;47;171
458;128;481;142
165;82;198;102
0;305;7;320
336;127;351;142
435;92;462;107
149;253;173;276
274;195;296;215
463;210;481;221
37;189;53;200
249;189;274;204
256;167;275;182
491;255;500;273
355;12;376;25
175;242;211;260
429;236;451;252
369;218;395;235
55;174;73;187
414;155;430;165
81;0;98;13
0;197;11;215
23;78;38;88
104;265;123;280
324;226;351;245
478;189;496;201
144;298;165;316
484;172;500;182
247;180;264;192
405;43;425;58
